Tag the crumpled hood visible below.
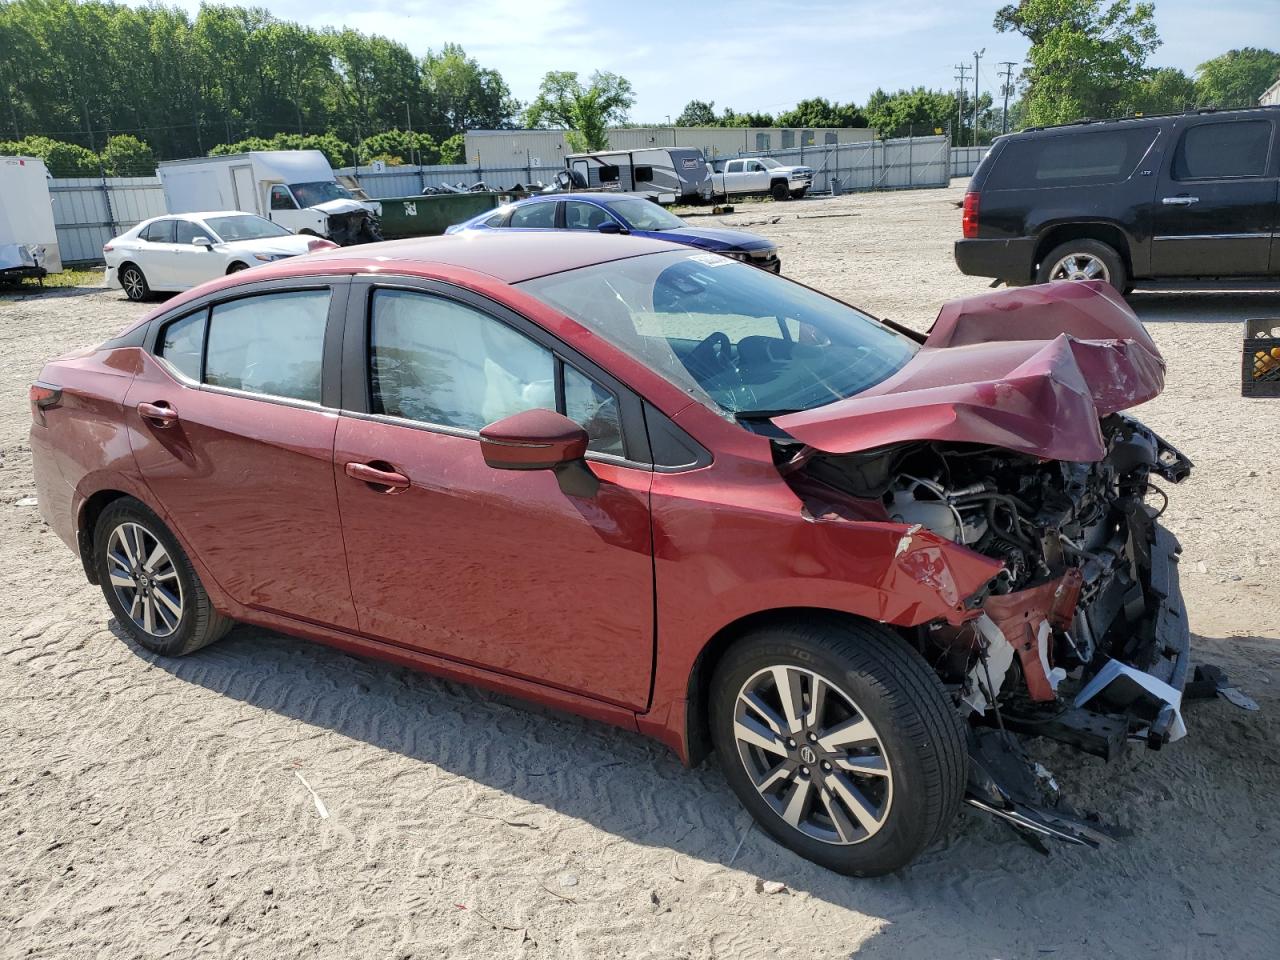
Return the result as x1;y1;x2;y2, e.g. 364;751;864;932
650;226;775;251
774;281;1165;462
218;235;317;256
313;198;375;216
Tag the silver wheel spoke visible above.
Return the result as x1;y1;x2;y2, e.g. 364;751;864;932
142;593;156;634
143;542;167;574
804;675;827;729
780;777;813;828
154;584;182;619
828;772;885;836
1083;258;1102;278
816;715;876;752
734;714;789;757
835;754;890;777
819;785;857;843
742;690;785;736
116;530;136;567
771;666;804;734
109;572;135;589
755;760;797;792
128;591;142;620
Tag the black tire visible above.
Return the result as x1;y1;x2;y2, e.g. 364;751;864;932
710;617;966;876
790;188;807;199
770;180;790;201
227;261;249;273
1035;238;1127;292
93;497;233;656
118;263;150;302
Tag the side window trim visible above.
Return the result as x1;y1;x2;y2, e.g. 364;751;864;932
341;276;653;466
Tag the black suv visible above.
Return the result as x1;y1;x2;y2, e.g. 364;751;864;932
955;106;1279;291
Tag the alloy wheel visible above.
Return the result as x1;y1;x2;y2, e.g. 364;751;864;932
121;268;144;300
1048;252;1110;282
733;665;894;845
106;521;184;637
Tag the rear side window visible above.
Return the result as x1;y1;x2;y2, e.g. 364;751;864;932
985;127;1158;189
1172;121;1272;180
509;202;557;228
141;219;174;243
204;291;329;402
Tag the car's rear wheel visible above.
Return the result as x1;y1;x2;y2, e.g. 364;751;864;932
710;617;966;876
770;181;790;201
227;261;249;273
118;263;150;302
1037;239;1127;292
93;498;233;656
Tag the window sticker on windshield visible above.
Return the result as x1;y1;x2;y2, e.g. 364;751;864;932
688;253;732;267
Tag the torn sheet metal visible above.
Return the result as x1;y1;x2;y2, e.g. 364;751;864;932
981;574;1080;702
1075;658;1188;743
963;613;1017;714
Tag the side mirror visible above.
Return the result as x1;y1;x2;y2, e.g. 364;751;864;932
479;408;598;497
192;236;213;248
597;221;626;235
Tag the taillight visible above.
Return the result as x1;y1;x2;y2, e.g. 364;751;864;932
961;192;980;239
30;383;61;426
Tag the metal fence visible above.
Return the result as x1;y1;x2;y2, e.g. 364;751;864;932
950;146;990;178
733;136;953;193
333;163;560;198
49;176;166;264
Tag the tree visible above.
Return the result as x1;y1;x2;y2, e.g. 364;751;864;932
863;88;956;138
438;132;466;164
1195;48;1280;108
1120;67;1197;115
524;71;635;151
720;108;776;128
0;135;99;175
421;44;520;138
675;100;718;126
358;129;439;165
996;0;1161;126
776;97;867;128
99;134;154;176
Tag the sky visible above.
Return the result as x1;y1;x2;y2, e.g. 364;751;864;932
121;0;1275;121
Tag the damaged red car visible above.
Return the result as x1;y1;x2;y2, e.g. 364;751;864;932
30;233;1197;875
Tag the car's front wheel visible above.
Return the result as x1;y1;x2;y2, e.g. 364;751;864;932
118;263;150;302
710;617;966;875
770;181;790;201
93;497;233;656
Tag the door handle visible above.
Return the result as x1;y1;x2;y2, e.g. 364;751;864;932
345;460;410;493
137;401;179;427
1161;196;1199;205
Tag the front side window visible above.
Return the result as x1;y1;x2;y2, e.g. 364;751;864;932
368;290;625;455
509;202;557;229
173;219;202;245
520;251;918;421
605;198;684;231
1172;120;1272;180
270;185;298;210
564;201;610;230
204;290;329;402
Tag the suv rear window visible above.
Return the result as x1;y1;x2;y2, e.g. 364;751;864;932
985;127;1158;189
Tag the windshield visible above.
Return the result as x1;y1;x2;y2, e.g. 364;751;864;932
289;180;354;207
758;157;783;170
520;251;917;419
203;214;293;243
605;198;685;231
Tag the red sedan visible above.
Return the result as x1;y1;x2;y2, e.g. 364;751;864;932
30;233;1196;874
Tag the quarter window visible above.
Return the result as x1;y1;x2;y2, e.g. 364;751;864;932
157;310;205;381
509;202;557;228
1172;121;1272;180
141;219;174;243
204;290;329;402
368;289;626;456
985;127;1159;189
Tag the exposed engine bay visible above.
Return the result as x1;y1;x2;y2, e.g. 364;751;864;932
782;410;1224;849
327;210;383;246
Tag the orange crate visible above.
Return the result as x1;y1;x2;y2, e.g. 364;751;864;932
1242;319;1280;398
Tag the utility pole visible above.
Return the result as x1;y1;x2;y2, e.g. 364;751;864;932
973;49;985;147
999;62;1016;135
954;63;970;147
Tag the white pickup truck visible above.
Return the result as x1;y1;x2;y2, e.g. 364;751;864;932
709;156;814;201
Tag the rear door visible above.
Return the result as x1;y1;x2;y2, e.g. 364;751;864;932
1151;115;1277;276
136;218;182;288
332;278;655;708
125;278;358;630
506;200;559;230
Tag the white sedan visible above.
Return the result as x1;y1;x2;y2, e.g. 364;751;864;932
104;212;337;301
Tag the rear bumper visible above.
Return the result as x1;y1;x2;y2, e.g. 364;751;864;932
104;266;120;289
954;237;1037;284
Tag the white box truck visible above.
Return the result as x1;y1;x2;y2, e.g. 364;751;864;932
157;150;383;245
0;155;61;278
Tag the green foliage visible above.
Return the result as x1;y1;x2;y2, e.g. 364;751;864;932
208;132;354;168
863;88;956;138
0;0;520;161
99;134;154;176
0;134;99;175
525;71;635;152
775;97;867;129
1120;67;1198;116
996;0;1160;126
358;129;439;165
1195;48;1280;108
438;133;466;165
675;100;718;126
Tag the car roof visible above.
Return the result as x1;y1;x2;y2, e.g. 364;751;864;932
1016;104;1279;136
511;193;646;205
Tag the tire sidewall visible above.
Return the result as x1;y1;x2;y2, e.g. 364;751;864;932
93;500;199;655
770;181;789;201
711;631;947;876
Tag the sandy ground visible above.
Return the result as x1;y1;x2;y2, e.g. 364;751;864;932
2;183;1278;960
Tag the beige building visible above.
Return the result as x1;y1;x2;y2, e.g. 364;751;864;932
464;126;877;170
1261;78;1280;106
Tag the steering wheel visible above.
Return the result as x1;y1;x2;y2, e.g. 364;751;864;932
684;331;733;382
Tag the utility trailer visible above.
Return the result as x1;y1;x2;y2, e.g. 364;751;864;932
564;147;712;204
0;155;60;281
157;150;382;245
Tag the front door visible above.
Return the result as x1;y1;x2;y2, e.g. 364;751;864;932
333;282;655;709
126;281;358;630
1150;116;1277;277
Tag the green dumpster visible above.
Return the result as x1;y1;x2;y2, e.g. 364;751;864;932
377;191;509;240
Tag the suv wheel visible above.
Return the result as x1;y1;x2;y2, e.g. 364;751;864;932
710;617;966;876
1037;239;1128;292
93;497;234;656
770;180;790;201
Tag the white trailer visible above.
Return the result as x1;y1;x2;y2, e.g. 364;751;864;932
0;156;61;276
157;150;383;245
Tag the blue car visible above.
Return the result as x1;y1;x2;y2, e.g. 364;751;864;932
446;192;781;272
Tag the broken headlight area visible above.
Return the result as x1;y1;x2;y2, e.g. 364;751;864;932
782;414;1243;849
326;211;384;245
